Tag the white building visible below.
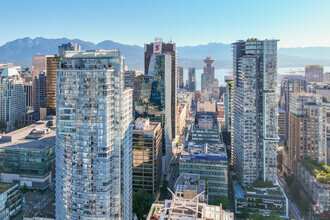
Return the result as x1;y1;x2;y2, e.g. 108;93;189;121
55;49;133;219
232;39;279;186
0;67;26;131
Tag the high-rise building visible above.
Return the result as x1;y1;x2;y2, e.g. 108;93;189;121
288;93;327;173
224;76;233;132
279;77;307;139
144;38;177;140
56;49;133;219
232;39;279;186
46;42;80;115
177;66;184;88
201;57;215;92
0;67;26;131
188;67;196;92
305;65;324;82
34;71;47;113
134;53;172;173
124;70;142;88
278;108;286;139
24;81;33;109
132;118;162;197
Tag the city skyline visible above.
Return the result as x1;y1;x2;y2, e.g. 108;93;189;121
1;0;330;48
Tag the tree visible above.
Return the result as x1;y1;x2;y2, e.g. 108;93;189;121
133;190;153;220
249;212;281;220
241;208;249;219
290;181;301;199
299;195;310;214
284;175;294;187
210;196;230;210
0;120;6;133
160;180;169;194
21;183;28;194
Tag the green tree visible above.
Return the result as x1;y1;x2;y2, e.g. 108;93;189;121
210;196;230;210
21;183;28;194
290;181;301;199
299;195;310;214
0;120;6;133
133;190;153;220
160;180;169;194
241;208;249;219
284;175;294;187
249;212;281;220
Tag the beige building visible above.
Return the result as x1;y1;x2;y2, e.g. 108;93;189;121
288;93;327;173
197;100;217;112
177;103;187;135
133;118;162;197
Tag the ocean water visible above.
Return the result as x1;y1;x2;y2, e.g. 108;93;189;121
184;67;330;90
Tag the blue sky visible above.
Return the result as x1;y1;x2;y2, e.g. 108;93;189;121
1;0;329;48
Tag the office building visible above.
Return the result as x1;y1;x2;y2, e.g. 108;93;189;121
278;108;286;139
180;142;228;200
279;77;307;139
232;39;279;186
197;100;217;112
0;183;21;220
324;72;330;83
305;65;324;82
0;67;26;131
147;173;234;220
191;112;220;143
24;81;33;109
177;66;184;89
56;49;133;219
224;76;233;132
134;53;172;173
46;42;81;114
188;67;196;92
144;38;177;140
124;70;142;88
34;71;47;113
233;181;288;218
132;118;162;197
288;93;327;173
0;118;55;189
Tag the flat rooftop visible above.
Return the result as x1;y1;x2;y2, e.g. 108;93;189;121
0;182;16;194
0;118;56;151
193;111;219;130
181;142;227;160
174;173;205;198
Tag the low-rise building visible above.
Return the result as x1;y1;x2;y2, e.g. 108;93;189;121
180;142;228;200
147;173;234;220
192;112;220;143
233;181;288;218
296;159;330;215
0;117;55;189
0;183;21;220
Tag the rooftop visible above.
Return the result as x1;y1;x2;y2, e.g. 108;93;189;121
234;180;285;199
181;142;227;160
0;117;56;150
193;112;218;130
174;173;206;200
301;158;330;184
0;182;16;194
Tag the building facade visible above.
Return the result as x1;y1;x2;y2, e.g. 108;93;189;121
232;39;279;186
132;118;162;197
279;77;307;139
288;93;327;173
135;53;172;173
55;49;133;219
0;67;26;131
305;65;324;82
144;38;177;140
177;66;184;88
188;67;196;92
34;71;47;113
0;183;21;220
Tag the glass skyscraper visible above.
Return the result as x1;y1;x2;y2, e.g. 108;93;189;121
55;49;133;219
232;39;279;186
135;53;172;173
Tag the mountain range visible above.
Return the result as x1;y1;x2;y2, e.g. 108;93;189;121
1;37;330;70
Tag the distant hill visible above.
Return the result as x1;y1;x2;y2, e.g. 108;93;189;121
0;37;329;70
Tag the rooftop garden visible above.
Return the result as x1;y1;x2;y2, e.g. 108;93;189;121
252;180;274;188
301;158;330;184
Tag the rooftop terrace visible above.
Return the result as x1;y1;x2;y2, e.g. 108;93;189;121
0;182;16;194
181;142;227;160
